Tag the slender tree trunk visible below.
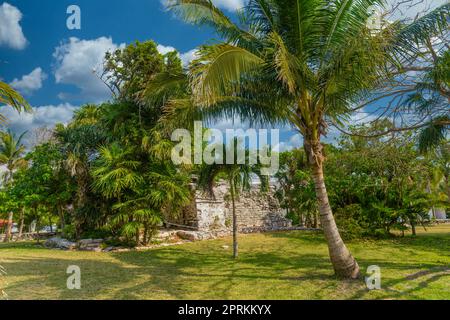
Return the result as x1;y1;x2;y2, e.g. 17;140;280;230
35;207;41;244
143;224;149;246
135;227;140;246
3;211;14;243
410;219;416;236
230;181;238;259
305;138;359;279
313;211;318;228
49;216;53;233
431;207;436;220
57;204;65;235
17;207;25;241
299;213;304;227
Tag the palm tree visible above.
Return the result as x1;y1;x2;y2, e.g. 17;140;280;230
0;81;31;122
197;140;268;259
0;130;27;242
167;0;448;277
55;105;107;236
92;143;192;245
0;130;27;183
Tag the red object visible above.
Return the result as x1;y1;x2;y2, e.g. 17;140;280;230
0;219;10;228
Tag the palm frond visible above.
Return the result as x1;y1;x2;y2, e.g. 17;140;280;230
0;82;31;122
394;3;449;58
190;43;264;106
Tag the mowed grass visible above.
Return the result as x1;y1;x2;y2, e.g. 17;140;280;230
0;225;449;300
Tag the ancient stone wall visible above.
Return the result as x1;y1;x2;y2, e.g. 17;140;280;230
192;182;292;232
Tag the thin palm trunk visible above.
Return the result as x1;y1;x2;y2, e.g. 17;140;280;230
17;207;25;240
311;162;360;278
230;180;238;259
49;216;53;233
136;228;140;246
3;211;13;243
410;219;416;236
57;204;65;235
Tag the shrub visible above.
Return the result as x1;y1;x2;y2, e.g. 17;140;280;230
335;204;365;240
62;225;76;240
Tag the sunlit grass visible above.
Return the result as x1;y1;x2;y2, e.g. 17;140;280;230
0;225;449;300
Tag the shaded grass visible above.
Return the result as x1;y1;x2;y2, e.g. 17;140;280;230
0;225;449;300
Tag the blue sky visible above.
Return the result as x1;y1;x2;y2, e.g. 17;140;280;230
0;0;303;148
1;0;215;104
0;0;443;149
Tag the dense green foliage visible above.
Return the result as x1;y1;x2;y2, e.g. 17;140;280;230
0;41;192;245
276;123;449;239
0;2;448;270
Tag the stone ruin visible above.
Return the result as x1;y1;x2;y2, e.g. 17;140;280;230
169;181;293;235
42;181;295;251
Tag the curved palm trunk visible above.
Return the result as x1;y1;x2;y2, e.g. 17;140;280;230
230;181;238;259
306;138;359;279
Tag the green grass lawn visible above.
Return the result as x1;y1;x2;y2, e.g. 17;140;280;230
1;225;449;300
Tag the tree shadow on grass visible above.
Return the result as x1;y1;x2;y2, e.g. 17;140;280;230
108;245;338;299
1;256;139;300
2;231;448;300
349;258;450;300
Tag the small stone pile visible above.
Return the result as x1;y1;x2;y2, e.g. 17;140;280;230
176;230;230;241
44;237;77;250
44;237;103;251
77;239;103;252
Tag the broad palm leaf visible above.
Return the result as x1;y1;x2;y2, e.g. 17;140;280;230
0;130;27;183
0;81;31;123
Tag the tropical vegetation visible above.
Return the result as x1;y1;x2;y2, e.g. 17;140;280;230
0;0;448;288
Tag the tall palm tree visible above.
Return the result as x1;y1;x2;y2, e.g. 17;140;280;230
0;81;31;122
197;141;268;259
166;0;448;277
0;130;27;242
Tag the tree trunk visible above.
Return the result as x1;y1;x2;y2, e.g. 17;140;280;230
311;163;360;278
17;207;25;241
135;227;140;246
313;211;318;228
57;205;65;235
305;138;359;278
410;220;416;236
35;207;41;244
230;181;238;259
299;213;304;227
49;216;53;233
3;211;14;243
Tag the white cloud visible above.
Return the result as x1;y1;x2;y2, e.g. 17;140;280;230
385;0;447;21
0;103;78;146
10;68;47;95
157;44;199;68
180;49;199;67
157;44;176;55
212;0;245;11
277;134;302;152
0;2;27;50
53;37;125;103
163;0;245;11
